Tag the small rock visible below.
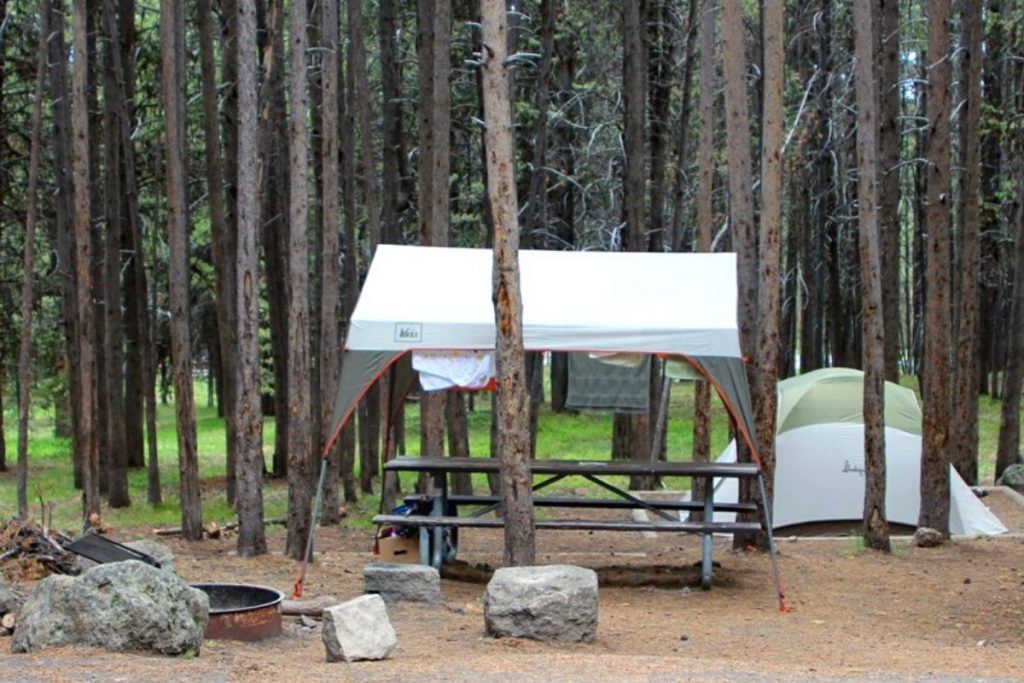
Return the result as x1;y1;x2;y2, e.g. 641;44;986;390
300;615;317;628
680;586;691;596
963;577;972;585
484;565;598;643
321;594;397;662
912;527;945;548
679;634;689;642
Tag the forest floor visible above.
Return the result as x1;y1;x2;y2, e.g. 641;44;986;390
3;488;1024;682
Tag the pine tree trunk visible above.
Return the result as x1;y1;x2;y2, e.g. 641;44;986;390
72;0;100;526
235;0;267;557
481;0;535;567
160;0;202;540
853;0;889;551
284;0;313;561
919;0;952;536
878;0;901;382
198;0;239;505
950;0;983;485
319;0;343;521
754;0;783;517
17;2;48;518
690;0;716;520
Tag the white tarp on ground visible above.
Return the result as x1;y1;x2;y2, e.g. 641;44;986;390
346;245;743;356
713;424;1007;536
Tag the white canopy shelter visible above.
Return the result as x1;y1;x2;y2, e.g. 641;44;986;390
323;245;760;460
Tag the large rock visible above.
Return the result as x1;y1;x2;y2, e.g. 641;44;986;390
0;577;24;616
996;463;1024;492
11;560;208;655
484;565;598;643
321;594;396;662
363;562;442;604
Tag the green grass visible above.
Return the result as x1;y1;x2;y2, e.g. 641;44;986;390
0;377;1013;533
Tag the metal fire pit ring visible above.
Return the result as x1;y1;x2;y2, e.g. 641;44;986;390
191;583;284;641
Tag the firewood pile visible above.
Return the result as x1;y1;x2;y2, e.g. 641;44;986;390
0;519;79;581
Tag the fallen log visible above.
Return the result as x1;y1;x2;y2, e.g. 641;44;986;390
153;517;287;537
280;595;340;617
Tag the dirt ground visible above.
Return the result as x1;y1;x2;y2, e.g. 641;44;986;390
3;488;1024;682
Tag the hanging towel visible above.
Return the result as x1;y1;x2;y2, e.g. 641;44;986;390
566;353;650;413
412;350;496;391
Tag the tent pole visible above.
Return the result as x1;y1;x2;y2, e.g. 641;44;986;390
756;471;789;612
292;455;329;598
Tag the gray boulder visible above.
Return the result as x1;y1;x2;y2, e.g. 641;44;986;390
996;463;1024;492
0;577;24;616
363;562;442;604
321;594;396;662
11;560;208;655
484;564;598;643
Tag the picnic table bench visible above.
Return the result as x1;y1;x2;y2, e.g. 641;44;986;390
373;456;779;591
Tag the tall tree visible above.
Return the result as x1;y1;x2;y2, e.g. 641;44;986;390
951;0;983;485
481;0;534;567
235;0;267;557
319;0;343;522
72;0;100;525
17;1;49;519
198;0;238;505
284;0;314;561
690;0;716;519
919;0;952;536
101;0;129;509
853;0;889;551
878;0;901;381
417;0;451;475
721;0;758;548
160;0;202;540
622;0;651;490
754;0;783;512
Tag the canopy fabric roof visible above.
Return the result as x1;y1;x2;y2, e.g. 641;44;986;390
777;368;922;436
347;245;743;356
325;246;759;462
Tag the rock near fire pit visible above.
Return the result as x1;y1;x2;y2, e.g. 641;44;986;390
11;560;208;656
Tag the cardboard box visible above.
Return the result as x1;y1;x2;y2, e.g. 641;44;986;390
375;533;420;564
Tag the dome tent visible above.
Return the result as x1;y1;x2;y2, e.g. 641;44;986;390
713;368;1006;536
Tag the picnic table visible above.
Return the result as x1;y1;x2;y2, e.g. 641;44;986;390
373;455;780;592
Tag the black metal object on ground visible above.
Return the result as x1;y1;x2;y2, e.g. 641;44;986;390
64;534;160;568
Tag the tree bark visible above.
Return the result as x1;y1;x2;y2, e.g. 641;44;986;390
235;0;267;557
100;0;129;509
319;0;343;521
878;0;901;382
919;0;952;536
199;0;239;505
284;0;314;561
416;0;451;484
996;168;1024;480
691;2;716;510
481;0;535;567
950;0;982;485
622;0;651;491
754;0;783;517
72;0;100;526
160;0;202;540
721;0;758;361
853;0;889;551
17;1;48;518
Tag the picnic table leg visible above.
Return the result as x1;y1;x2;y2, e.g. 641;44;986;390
701;475;713;590
431;472;446;570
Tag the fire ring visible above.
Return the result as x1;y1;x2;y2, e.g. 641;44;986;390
191;583;284;641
